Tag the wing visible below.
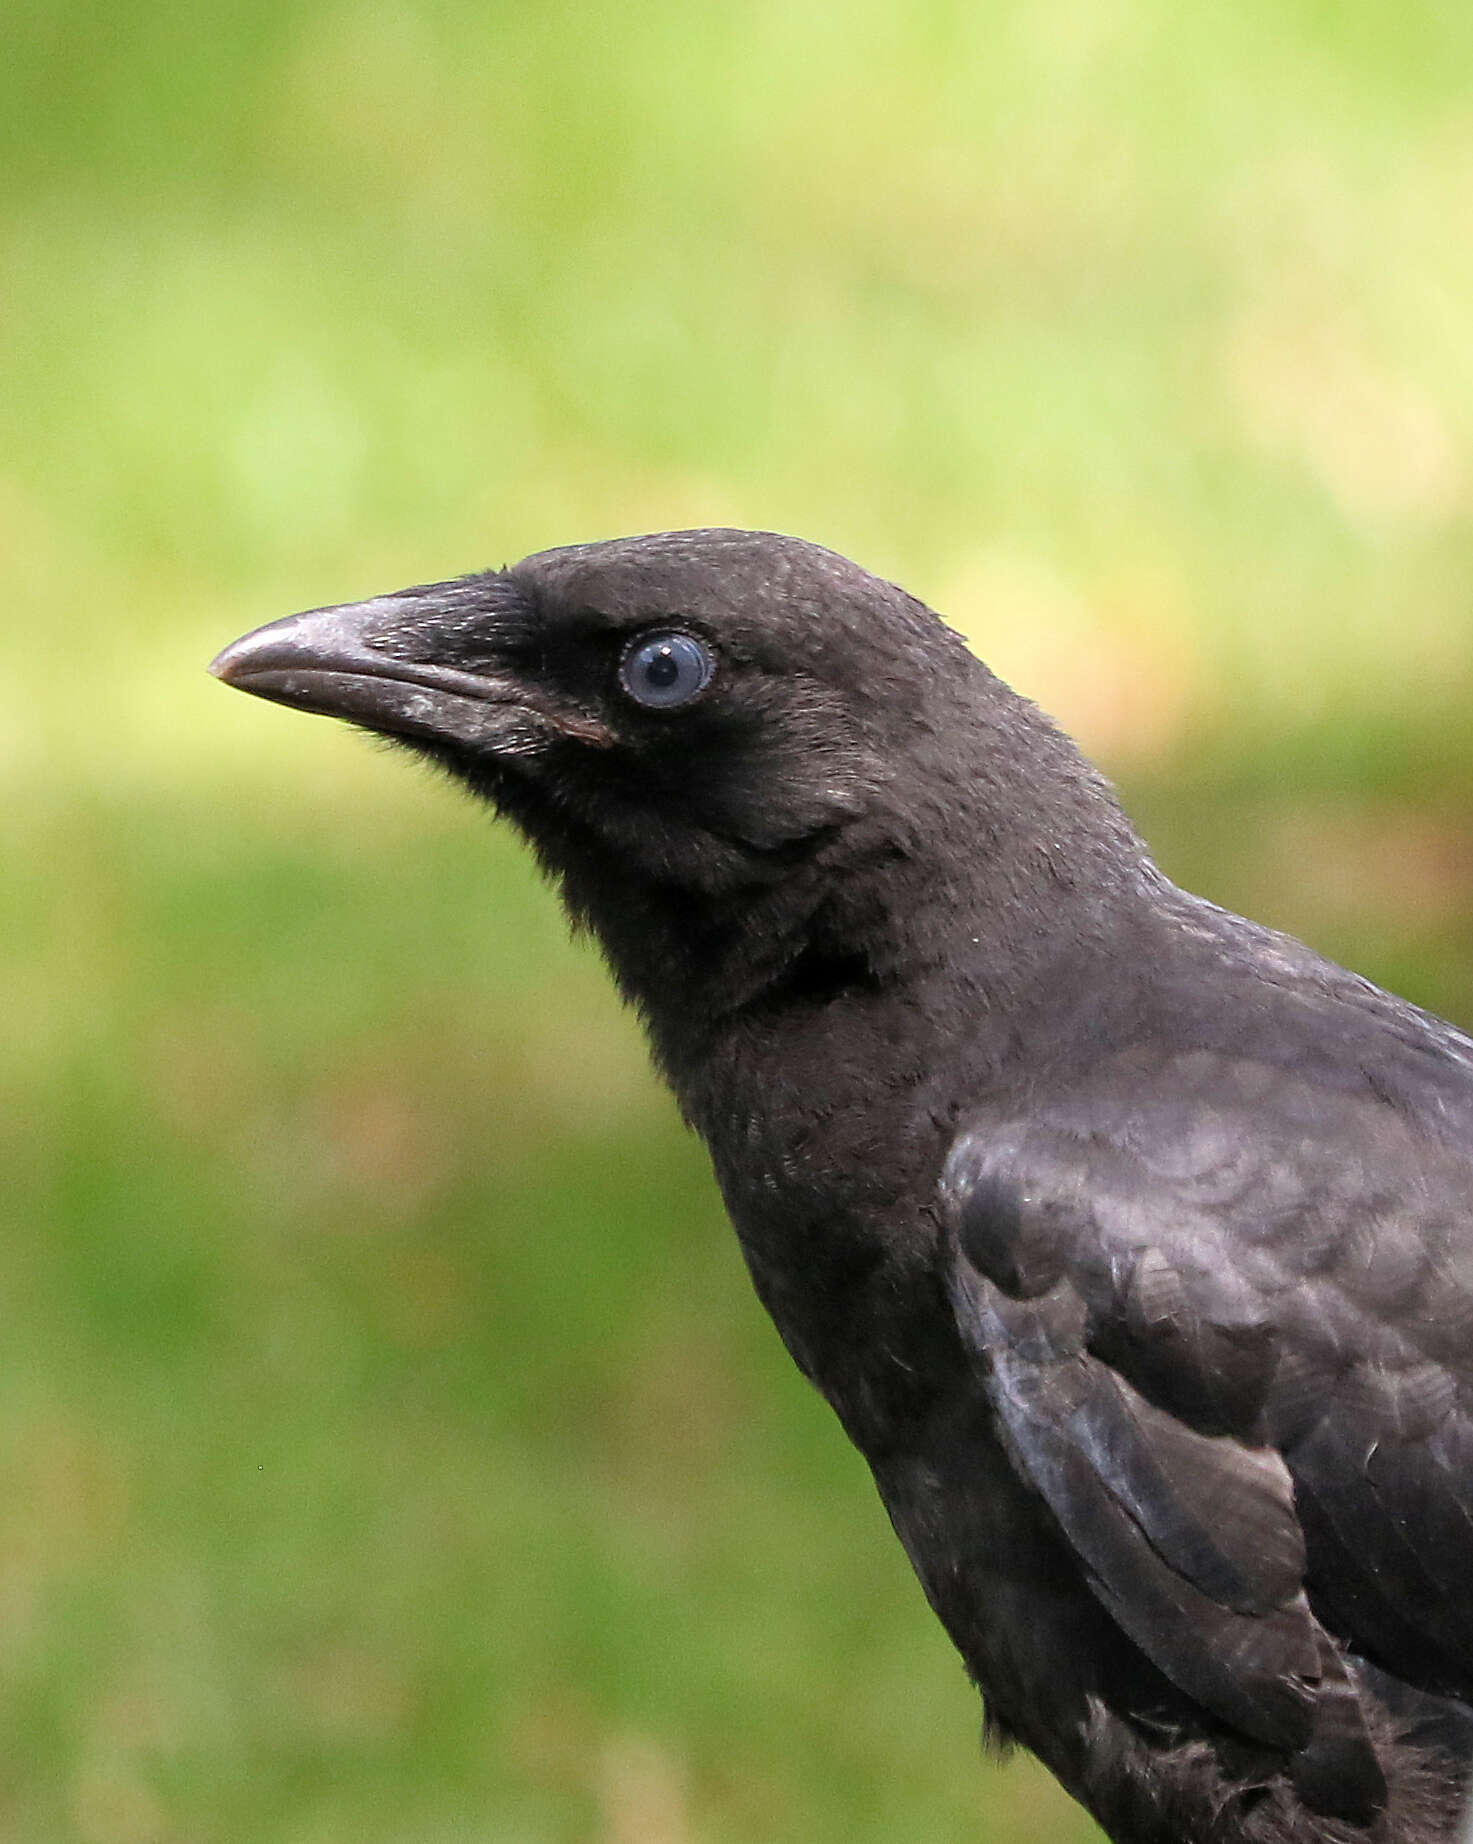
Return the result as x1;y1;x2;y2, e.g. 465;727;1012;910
939;1044;1473;1816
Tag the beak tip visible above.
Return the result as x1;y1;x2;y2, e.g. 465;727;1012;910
208;600;390;692
208;620;278;687
209;616;301;689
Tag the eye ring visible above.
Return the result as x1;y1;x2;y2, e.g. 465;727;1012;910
618;630;715;711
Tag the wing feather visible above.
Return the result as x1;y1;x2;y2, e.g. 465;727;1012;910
938;1047;1473;1813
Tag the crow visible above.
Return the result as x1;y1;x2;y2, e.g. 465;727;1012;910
212;529;1473;1844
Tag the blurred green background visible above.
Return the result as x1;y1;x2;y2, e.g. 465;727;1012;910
7;3;1473;1840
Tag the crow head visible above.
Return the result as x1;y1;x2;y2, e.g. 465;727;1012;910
212;529;1142;1040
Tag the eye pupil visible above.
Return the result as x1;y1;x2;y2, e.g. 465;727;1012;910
645;648;679;689
620;631;714;709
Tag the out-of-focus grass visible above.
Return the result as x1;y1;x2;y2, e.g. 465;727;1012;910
5;3;1473;1840
7;770;1072;1844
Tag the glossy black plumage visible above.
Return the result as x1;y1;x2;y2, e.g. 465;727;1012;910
212;530;1473;1843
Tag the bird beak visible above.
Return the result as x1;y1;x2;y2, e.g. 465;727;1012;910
210;588;608;751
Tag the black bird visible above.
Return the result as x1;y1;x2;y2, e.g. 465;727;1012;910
212;530;1473;1844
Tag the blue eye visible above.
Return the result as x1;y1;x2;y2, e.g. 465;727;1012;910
619;631;714;710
